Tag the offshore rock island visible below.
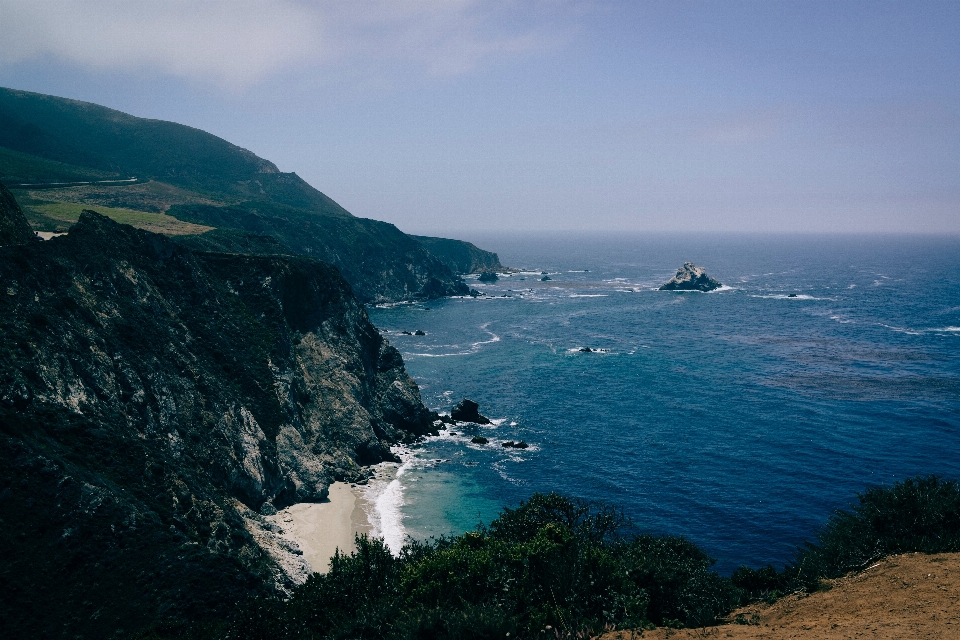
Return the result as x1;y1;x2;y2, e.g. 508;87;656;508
659;262;723;292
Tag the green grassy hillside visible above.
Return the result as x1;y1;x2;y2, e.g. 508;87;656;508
0;86;505;302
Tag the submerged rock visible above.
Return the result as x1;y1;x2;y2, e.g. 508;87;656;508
659;262;722;292
470;436;489;444
451;399;491;424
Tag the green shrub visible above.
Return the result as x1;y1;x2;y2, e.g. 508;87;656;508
793;475;960;584
217;477;960;638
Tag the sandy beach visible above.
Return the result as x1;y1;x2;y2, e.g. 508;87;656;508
269;482;372;574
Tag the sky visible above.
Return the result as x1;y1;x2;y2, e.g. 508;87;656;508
1;0;958;235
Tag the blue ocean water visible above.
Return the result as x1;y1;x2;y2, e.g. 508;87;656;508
365;234;960;574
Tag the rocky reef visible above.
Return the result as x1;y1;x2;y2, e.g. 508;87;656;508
659;262;723;292
0;207;437;636
451;398;491;425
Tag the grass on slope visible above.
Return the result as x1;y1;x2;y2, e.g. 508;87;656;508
25;201;214;236
0;144;122;184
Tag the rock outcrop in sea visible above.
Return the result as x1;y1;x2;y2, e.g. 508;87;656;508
0;208;438;636
451;399;491;424
659;262;723;292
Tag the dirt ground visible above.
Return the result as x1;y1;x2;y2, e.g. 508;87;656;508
601;552;960;639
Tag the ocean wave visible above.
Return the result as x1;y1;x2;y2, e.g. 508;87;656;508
880;324;960;336
404;324;501;358
362;446;417;555
751;294;828;300
568;294;608;298
708;285;736;293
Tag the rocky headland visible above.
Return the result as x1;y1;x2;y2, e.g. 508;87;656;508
0;201;441;636
659;262;723;292
0;86;506;304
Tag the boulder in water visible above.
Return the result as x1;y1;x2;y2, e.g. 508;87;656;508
477;271;498;282
659;262;722;292
451;398;491;424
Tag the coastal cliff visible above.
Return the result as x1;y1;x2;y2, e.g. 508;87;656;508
0;208;437;636
412;235;505;274
0;86;498;303
0;180;35;245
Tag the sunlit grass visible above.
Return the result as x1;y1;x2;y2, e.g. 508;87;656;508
29;202;215;236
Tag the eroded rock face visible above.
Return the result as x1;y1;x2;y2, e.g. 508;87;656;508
0;181;36;246
0;209;434;636
658;262;723;292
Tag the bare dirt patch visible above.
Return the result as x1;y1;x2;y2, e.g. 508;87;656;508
602;552;960;639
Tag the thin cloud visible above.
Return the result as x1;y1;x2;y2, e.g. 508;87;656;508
0;0;581;89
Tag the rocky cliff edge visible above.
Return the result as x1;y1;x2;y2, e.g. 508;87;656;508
0;210;437;636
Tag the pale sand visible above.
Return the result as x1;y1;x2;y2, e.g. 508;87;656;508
272;482;372;574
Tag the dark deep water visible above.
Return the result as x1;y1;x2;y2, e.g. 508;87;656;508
365;234;960;573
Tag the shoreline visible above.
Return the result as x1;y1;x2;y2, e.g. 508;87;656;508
267;482;372;575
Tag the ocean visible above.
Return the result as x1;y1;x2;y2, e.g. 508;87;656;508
362;233;960;574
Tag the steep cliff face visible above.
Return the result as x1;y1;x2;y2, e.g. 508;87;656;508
0;210;436;637
0;180;35;245
412;235;506;274
170;202;470;303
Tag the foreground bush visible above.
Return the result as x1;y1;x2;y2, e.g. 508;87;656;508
222;476;959;639
226;493;731;639
733;475;960;598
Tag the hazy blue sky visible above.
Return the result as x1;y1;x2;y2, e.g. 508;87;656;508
1;1;958;234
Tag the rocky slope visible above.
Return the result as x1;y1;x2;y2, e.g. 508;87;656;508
0;180;35;245
0;86;501;303
411;235;505;274
0;205;439;637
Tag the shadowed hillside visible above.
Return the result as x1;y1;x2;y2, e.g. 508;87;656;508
0;87;501;302
0;205;441;637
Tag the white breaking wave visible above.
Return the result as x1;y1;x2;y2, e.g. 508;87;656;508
363;446;416;555
880;324;960;336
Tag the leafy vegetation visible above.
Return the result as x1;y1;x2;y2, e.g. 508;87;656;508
211;477;960;639
732;475;960;599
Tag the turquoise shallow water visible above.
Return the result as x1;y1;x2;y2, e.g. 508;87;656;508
366;234;960;573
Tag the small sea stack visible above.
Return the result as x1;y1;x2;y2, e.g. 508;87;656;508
451;398;491;424
477;271;499;282
659;262;722;292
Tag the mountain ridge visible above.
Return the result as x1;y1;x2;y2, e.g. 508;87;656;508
0;86;502;302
